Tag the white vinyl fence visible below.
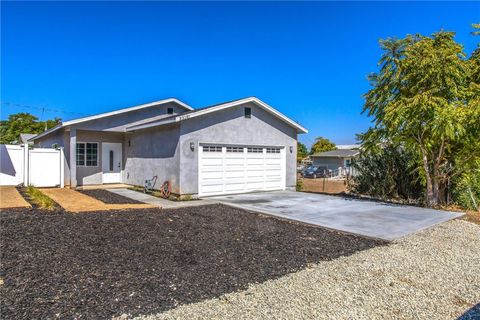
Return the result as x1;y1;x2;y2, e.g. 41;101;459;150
0;144;64;187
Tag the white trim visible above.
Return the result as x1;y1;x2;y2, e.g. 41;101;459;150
31;98;192;141
76;141;99;167
101;142;123;184
127;97;308;133
59;147;65;188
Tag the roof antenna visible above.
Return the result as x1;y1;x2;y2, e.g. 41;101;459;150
41;107;47;131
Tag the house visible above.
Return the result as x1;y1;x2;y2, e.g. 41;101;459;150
309;149;360;175
31;97;308;197
13;133;37;145
335;144;361;150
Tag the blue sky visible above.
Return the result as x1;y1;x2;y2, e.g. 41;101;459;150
1;2;478;147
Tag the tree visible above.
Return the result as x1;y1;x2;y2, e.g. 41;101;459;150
310;137;336;155
351;144;423;201
297;142;309;163
0;113;61;144
362;29;480;207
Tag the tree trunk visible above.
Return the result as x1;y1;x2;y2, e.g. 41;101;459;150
432;163;440;206
420;144;435;206
431;177;440;206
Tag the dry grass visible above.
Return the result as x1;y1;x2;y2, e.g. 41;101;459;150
25;186;56;210
438;204;480;225
462;211;480;225
298;178;347;194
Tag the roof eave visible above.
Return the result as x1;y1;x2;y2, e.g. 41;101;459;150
127;97;308;133
30;98;192;141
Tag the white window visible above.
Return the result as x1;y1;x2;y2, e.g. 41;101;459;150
226;146;244;153
203;146;222;152
266;147;281;154
76;142;98;166
247;147;263;153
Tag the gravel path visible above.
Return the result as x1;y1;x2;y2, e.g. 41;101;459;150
136;220;480;320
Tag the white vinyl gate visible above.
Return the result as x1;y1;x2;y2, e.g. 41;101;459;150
198;145;285;197
0;144;64;187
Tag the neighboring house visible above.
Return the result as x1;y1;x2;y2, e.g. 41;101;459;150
31;97;308;197
335;144;361;150
13;133;37;145
310;149;360;174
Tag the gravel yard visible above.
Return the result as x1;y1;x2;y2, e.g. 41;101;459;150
136;219;480;320
0;205;382;319
78;189;144;204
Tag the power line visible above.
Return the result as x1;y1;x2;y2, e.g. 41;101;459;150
1;101;89;116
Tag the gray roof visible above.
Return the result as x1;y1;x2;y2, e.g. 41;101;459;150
20;133;37;143
310;149;360;158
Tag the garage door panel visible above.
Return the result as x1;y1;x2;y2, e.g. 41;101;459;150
202;157;223;166
265;159;281;165
266;167;281;174
225;170;244;179
200;184;223;194
199;145;285;196
225;158;244;166
246;169;264;178
246;157;263;164
265;180;282;189
225;182;244;191
201;171;223;180
245;181;264;190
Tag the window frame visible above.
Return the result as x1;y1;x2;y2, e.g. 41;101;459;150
167;107;174;115
226;146;244;153
266;147;281;154
76;142;99;167
244;107;252;118
247;147;263;153
203;146;222;153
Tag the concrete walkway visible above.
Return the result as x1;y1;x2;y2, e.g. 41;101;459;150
210;191;464;241
0;186;31;209
107;189;215;209
41;188;154;212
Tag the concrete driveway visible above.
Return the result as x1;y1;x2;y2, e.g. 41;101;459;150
209;191;463;241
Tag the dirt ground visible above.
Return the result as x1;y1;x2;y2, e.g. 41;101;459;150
0;186;31;209
0;205;384;319
299;178;347;194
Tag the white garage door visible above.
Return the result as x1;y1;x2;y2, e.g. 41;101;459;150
199;145;285;197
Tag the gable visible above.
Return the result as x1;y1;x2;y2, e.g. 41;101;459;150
179;101;297;140
126;97;308;134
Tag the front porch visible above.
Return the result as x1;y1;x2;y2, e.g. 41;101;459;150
68;129;125;187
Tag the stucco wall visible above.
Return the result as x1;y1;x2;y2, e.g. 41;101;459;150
32;101;187;187
178;102;298;195
311;157;345;169
123;124;181;194
74;131;124;185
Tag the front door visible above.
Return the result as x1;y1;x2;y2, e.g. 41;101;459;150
102;142;122;183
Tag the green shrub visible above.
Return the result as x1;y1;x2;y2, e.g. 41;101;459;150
296;179;303;192
351;145;423;202
451;171;480;211
25;186;56;210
